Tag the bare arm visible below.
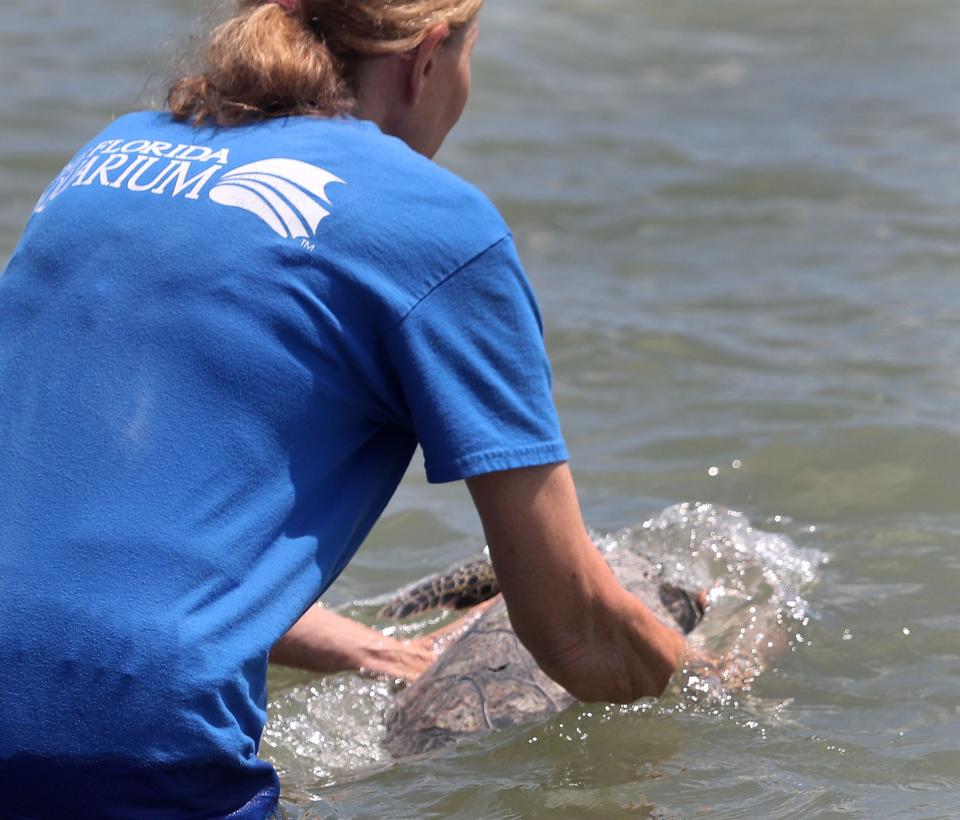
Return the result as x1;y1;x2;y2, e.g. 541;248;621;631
466;462;686;703
270;599;495;683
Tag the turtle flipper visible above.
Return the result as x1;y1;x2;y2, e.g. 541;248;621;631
377;557;500;620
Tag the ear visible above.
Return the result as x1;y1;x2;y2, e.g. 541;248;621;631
406;23;451;106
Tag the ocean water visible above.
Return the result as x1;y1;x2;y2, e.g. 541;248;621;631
2;0;959;816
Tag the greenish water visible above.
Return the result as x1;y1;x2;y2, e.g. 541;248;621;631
3;0;959;816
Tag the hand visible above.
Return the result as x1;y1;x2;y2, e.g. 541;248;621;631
270;596;499;684
367;595;501;684
355;634;436;684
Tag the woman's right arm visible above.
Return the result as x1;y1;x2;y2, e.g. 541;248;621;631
466;462;686;703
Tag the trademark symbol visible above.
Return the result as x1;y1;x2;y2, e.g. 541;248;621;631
300;239;316;252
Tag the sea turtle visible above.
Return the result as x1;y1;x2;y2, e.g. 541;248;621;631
380;549;704;757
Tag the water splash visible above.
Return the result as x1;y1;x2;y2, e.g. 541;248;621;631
264;502;824;776
594;501;825;724
262;609;464;782
262;676;395;784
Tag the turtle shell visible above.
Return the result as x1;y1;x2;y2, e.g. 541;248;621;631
383;549;702;757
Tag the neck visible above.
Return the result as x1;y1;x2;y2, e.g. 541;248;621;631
352;56;409;139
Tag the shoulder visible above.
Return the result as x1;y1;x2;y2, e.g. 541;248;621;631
275;118;513;305
317;118;508;241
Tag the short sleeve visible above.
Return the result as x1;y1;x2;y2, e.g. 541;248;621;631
384;235;568;483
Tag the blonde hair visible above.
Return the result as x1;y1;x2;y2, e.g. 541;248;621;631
168;0;484;126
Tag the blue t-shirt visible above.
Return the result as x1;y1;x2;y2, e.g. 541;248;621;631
0;113;567;817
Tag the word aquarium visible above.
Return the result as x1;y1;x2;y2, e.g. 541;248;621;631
36;138;232;212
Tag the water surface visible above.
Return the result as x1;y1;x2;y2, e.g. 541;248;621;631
2;0;959;816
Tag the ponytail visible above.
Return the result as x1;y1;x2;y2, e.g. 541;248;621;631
168;0;484;127
168;3;351;126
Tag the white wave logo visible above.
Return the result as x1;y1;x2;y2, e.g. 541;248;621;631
209;159;345;239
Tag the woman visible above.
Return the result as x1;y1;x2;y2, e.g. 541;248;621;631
0;0;687;816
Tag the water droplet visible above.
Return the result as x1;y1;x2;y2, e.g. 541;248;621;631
902;627;911;636
708;466;720;477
